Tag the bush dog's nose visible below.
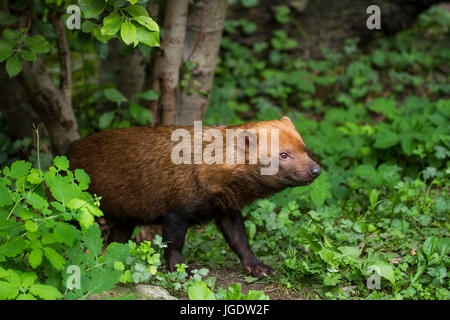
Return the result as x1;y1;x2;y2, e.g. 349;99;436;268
308;165;322;178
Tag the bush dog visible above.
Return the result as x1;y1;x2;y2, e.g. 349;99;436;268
68;116;321;276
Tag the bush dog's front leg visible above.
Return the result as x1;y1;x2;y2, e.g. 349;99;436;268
162;215;188;271
215;210;272;277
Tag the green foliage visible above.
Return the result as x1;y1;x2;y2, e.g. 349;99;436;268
193;5;450;300
0;0;160;78
0;155;133;299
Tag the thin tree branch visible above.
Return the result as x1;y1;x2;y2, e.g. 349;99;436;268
49;11;72;107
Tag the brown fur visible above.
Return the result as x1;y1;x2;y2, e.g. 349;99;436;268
67;117;321;276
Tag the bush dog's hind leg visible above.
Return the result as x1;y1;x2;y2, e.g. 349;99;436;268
162;215;188;272
215;210;272;277
108;223;135;243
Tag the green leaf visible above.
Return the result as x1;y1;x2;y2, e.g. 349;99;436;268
136;26;159;47
101;10;123;36
19;49;36;62
374;130;399;149
81;21;96;33
0;39;15;62
53;156;69;171
75;169;91;190
27;192;48;210
133;16;159;32
24;220;38;232
24;35;51;54
28;248;43;268
125;5;149;18
6;54;22;78
54;222;79;246
129;101;153;124
114;261;124;271
369;97;397;120
83;225;103;256
79;0;107;19
138;90;160;101
29;284;62;300
79;208;94;230
93;27;113;43
104;88;128;103
369;262;395;285
242;290;269;300
225;283;242;300
43;247;66;271
120;21;137;46
98;111;116;129
188;281;216;300
10;160;32;179
0;238;27;258
422;236;439;258
0;281;18;299
0;185;13;206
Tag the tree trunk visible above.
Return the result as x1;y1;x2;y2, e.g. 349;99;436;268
20;56;80;156
150;0;190;125
0;68;41;141
176;0;228;125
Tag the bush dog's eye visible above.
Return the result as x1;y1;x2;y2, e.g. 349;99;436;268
280;152;288;159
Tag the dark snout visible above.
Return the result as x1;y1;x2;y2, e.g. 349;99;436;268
308;164;321;179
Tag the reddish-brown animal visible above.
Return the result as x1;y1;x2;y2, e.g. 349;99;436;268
67;117;321;276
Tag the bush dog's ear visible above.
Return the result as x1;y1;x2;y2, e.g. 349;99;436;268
281;116;294;126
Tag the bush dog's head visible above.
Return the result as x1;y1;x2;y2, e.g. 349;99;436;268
232;116;321;190
275;116;321;186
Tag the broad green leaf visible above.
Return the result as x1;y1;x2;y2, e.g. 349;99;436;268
225;283;242;300
98;111;116;129
120;21;137;46
19;49;36;62
0;281;18;299
133;16;159;32
24;35;50;54
53;156;70;171
101;10;122;36
242;290;269;300
0;186;12;206
374;130;399;149
83;225;103;256
129;101;153;124
27;192;48;210
0;238;27;258
104;88;128;103
93;27;113;44
138;90;160;100
6;54;22;78
188;281;216;300
125;5;149;18
24;220;38;232
75;169;91;190
28;248;43;268
29;284;62;300
136;26;159;47
0;39;15;62
369;97;397;120
43;247;66;270
79;208;94;230
10;160;32;179
369;263;395;285
54;222;79;246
